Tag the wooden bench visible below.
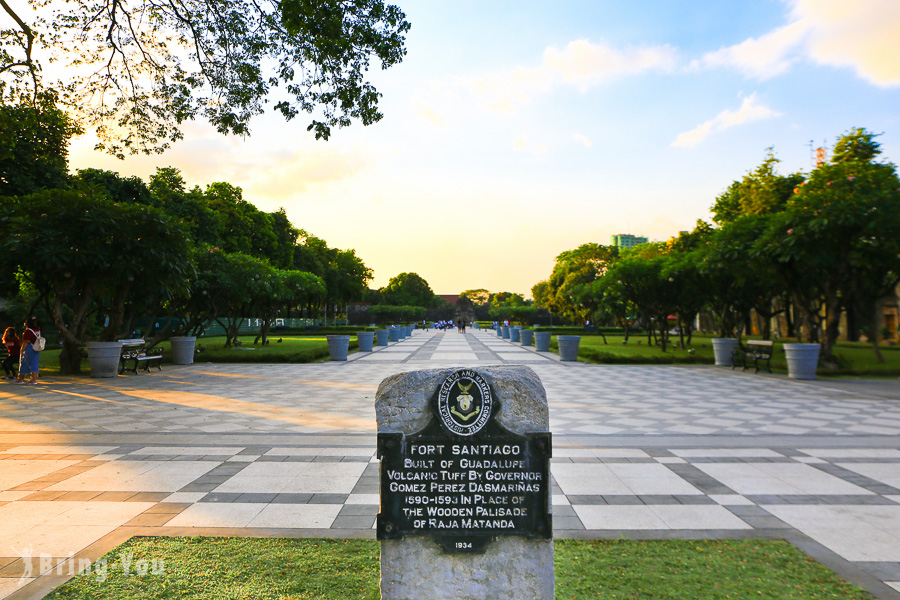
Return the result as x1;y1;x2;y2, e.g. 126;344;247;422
118;340;163;375
731;340;774;373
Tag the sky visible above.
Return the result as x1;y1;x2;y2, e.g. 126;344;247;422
66;0;900;297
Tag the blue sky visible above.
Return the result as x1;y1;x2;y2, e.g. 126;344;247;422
68;0;900;296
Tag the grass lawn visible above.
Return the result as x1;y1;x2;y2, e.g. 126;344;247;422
31;335;347;376
572;334;900;377
43;537;874;600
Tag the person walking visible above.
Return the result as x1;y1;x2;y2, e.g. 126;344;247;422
2;327;20;379
13;317;42;385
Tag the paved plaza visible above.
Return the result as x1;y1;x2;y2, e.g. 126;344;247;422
1;328;900;598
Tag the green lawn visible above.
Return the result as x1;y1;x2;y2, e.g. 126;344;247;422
32;335;348;376
43;537;874;600
571;333;900;377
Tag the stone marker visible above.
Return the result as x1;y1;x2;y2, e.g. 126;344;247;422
376;366;553;599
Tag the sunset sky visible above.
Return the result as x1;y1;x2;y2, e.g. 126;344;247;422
67;0;900;297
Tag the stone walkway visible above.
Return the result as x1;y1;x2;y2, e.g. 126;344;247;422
1;329;899;598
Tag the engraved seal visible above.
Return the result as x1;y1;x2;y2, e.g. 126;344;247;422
437;369;493;436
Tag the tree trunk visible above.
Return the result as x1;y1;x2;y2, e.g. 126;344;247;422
869;302;885;364
58;339;83;374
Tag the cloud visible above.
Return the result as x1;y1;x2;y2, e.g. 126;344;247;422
671;94;782;148
795;0;900;86
512;134;548;155
543;39;678;90
413;39;677;122
693;20;810;79
573;133;593;148
695;0;900;85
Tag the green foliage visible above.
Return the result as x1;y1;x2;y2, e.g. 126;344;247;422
381;272;435;308
711;148;804;225
368;304;425;323
1;0;410;155
0;96;80;195
832;127;882;164
545;243;619;324
74;168;154;205
0;190;194;372
461;288;490;305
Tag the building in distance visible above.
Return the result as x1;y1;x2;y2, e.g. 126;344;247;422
610;234;648;249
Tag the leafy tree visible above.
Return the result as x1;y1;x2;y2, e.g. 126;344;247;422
760;129;900;361
605;254;677;351
1;0;411;156
382;272;434;308
0;96;80;195
149;167;220;246
490;292;527;307
461;289;490;306
711;149;804;225
0;189;193;372
253;268;324;344
75;168;154;205
545;243;619;325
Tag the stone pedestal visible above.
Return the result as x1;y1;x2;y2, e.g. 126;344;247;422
375;366;553;600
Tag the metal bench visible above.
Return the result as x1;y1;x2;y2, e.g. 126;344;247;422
731;340;774;373
118;340;163;375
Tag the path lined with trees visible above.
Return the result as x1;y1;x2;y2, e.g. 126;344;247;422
531;128;900;367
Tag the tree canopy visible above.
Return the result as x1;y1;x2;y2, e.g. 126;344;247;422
1;0;410;156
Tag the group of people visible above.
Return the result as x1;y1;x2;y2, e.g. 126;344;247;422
2;317;42;385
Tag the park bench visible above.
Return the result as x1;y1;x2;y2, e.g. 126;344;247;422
731;340;774;373
118;339;163;375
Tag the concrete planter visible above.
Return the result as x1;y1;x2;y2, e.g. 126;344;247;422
520;329;534;346
169;336;196;365
557;335;581;362
326;335;351;361
712;338;739;367
534;331;551;352
87;341;123;378
784;343;821;380
357;332;374;352
389;328;400;342
496;326;503;337
375;330;389;346
510;327;521;343
502;326;510;339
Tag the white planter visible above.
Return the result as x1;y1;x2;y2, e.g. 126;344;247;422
170;336;196;365
87;341;123;378
712;338;739;367
784;343;820;380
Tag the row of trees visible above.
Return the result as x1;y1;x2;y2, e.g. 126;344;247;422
532;129;900;364
1;102;374;373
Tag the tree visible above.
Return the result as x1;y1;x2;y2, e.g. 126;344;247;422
605;254;677;351
760;129;900;362
382;272;434;308
0;95;80;195
253;268;324;344
75;168;154;205
545;243;619;325
2;0;411;156
149;167;220;246
711;149;804;225
0;189;193;373
461;289;490;306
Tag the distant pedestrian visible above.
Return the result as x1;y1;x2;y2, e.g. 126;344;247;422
2;327;20;379
13;317;42;385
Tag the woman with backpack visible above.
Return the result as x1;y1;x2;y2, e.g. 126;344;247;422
14;317;43;386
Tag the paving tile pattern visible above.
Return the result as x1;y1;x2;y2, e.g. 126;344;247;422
0;329;899;599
